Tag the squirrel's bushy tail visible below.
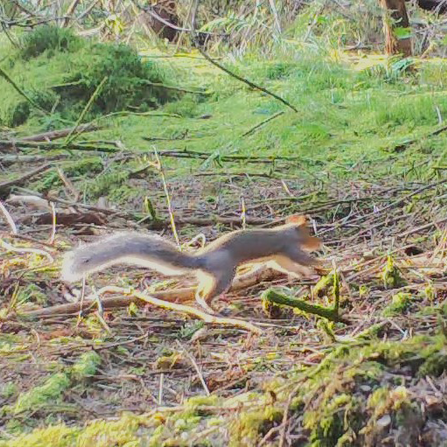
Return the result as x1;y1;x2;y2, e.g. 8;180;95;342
61;232;202;282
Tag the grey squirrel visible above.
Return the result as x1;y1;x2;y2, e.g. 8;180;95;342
61;215;321;312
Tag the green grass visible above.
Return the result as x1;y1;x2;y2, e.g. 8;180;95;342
3;30;447;194
62;52;447;191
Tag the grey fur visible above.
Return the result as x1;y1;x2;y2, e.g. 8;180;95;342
61;225;319;309
61;232;205;282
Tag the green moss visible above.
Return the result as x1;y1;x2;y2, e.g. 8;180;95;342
185;395;219;409
57;42;177;119
381;256;406;289
0;414;146;447
1;31;179;129
0;424;78;447
423;284;436;301
224;334;447;446
85;170;129;200
313;274;334;298
355;323;387;341
64;158;103;177
1;383;18;399
78;414;142;447
229;406;282;447
13;373;70;414
418;348;447;377
361;385;423;444
163;94;204;118
382;292;412;316
263;288;345;323
71;351;101;380
1;99;30;127
305;393;362;447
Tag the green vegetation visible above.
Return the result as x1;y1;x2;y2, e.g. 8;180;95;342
12;373;70;415
19;25;82;59
1;26;179;126
2;2;447;445
4;39;447;202
1;331;446;446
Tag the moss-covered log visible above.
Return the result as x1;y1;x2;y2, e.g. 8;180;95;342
262;289;350;324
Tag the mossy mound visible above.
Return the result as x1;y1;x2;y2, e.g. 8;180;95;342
227;332;447;447
19;25;82;59
3;333;446;446
0;26;179;127
55;42;174;117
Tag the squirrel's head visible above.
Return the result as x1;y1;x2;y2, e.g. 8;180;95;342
285;214;322;251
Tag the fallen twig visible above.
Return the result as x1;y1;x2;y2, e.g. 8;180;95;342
392;123;447;152
0;238;54;263
0;163;53;196
111;287;262;334
14;266;280;319
19;124;100;142
0;65;49;115
194;43;298;113
14;190;276;226
0;154;69;166
0;200;17;234
138;214;274;227
241;111;285;137
26;211;107;227
37;286;264;334
0;139;118;152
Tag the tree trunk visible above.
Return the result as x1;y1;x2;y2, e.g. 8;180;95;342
415;0;447;13
380;0;412;56
142;1;179;42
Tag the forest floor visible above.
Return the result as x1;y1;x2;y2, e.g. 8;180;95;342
1;33;447;446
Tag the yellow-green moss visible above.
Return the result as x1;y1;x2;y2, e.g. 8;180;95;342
71;351;101;380
77;414;142;447
381;256;406;289
313;273;335;298
382;292;412;316
229;406;282;447
0;424;78;447
0;414;149;447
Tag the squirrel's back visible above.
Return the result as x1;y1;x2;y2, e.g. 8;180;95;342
198;223;320;264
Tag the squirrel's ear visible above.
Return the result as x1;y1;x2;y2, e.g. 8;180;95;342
286;214;307;226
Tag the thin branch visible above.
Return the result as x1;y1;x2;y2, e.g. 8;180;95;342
0;163;53;196
0;65;49;115
241;111;285;137
61;0;82;27
112;287;263;334
64;76;108;146
20;124;100;142
0;239;54;263
153;147;180;247
194;44;298;113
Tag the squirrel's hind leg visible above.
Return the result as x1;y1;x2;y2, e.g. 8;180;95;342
196;270;235;314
